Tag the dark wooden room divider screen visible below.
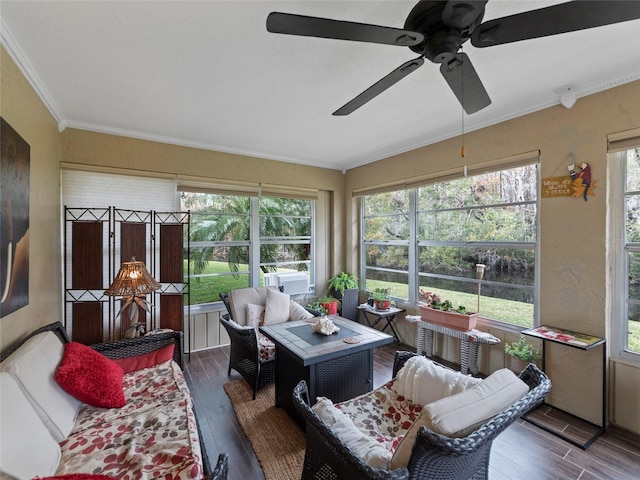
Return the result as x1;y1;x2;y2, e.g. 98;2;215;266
64;207;189;345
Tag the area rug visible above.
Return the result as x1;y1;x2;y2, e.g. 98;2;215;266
224;380;305;480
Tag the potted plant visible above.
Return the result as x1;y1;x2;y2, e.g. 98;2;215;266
306;300;328;316
327;272;359;321
504;334;541;373
318;296;339;315
373;288;391;311
418;289;478;331
327;272;358;298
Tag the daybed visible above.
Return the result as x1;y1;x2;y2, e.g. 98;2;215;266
293;350;551;480
0;321;227;480
220;287;318;399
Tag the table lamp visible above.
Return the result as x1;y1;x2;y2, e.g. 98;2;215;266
104;257;161;339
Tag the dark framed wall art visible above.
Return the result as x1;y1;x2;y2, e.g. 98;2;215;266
1;117;30;317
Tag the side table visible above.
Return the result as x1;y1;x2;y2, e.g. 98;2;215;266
357;304;405;342
410;316;500;375
522;325;606;449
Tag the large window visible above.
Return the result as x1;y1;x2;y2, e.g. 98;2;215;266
181;192;314;306
611;148;640;357
362;163;538;327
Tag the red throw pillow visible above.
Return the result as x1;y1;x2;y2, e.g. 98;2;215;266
112;344;175;374
35;475;116;480
55;342;125;408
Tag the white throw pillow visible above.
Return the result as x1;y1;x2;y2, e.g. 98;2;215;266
264;288;290;325
425;368;529;438
289;300;314;321
0;331;81;441
389;368;528;469
245;303;266;328
0;372;61;479
312;397;391;469
393;355;481;406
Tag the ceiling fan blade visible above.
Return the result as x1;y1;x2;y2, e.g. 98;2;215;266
441;0;487;30
333;57;425;116
267;12;424;47
472;0;640;48
440;53;491;114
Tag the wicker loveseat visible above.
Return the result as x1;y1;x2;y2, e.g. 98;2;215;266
0;321;227;480
220;287;318;399
293;350;551;480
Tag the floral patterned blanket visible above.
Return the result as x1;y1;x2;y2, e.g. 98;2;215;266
335;379;422;456
56;360;204;479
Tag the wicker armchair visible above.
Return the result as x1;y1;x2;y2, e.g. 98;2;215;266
210;453;229;480
293;350;551;480
219;288;319;399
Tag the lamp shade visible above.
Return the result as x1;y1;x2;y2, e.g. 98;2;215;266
104;258;161;297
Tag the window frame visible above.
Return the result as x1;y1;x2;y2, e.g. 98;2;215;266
609;149;640;362
181;192;315;307
360;162;539;328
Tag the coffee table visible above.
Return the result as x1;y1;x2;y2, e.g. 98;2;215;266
259;316;393;425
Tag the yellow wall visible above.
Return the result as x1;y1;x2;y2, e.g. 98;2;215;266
1;42;639;435
345;79;640;432
0;47;62;351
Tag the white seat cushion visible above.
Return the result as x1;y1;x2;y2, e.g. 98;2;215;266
393;355;481;406
0;331;81;441
0;372;61;479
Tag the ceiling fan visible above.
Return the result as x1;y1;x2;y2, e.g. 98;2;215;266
266;1;640;116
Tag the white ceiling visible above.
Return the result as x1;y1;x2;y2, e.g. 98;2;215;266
1;1;639;171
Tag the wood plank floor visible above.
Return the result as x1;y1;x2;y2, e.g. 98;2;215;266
184;342;640;480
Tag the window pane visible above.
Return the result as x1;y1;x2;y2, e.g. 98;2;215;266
419;165;538;210
628;305;640;353
626;196;640;243
420;204;536;242
365;244;409;270
364;269;408;300
260;215;311;237
626;149;640;191
629;252;640;300
260;244;310;267
363;191;410;241
187;246;249;305
419;246;535;286
260;197;311;216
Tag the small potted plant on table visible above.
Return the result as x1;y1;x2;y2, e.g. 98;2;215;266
504;334;541;373
373;288;391;311
318;296;339;315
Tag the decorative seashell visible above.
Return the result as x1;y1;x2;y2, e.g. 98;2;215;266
310;316;340;335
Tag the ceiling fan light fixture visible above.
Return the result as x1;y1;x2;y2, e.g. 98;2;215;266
558;85;577;109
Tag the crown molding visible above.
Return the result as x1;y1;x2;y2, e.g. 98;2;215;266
0;18;65;129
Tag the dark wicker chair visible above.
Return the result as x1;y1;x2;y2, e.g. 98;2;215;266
293;350;551;480
219;289;319;400
210;452;229;480
1;322;215;476
220;315;275;400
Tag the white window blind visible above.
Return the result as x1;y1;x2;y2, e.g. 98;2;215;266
61;169;177;211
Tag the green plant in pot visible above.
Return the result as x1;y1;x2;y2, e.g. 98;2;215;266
306;300;328;315
373;288;391;310
318;296;339;315
327;272;358;298
504;335;541;373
